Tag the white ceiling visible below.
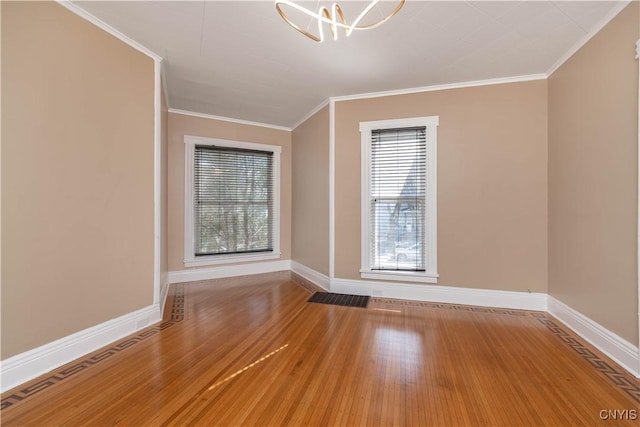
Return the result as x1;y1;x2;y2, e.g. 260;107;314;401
72;0;629;128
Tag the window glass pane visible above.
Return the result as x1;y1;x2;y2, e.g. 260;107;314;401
370;127;426;271
194;146;273;256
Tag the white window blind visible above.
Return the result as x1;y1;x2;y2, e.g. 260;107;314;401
370;126;427;271
194;145;273;256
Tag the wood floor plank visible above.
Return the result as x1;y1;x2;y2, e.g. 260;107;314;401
2;271;639;426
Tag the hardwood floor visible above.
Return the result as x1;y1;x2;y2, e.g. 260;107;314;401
2;271;639;426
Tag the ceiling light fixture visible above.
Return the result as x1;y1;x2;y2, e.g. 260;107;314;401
275;0;405;43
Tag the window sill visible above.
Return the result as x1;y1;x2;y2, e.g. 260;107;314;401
360;270;439;284
184;252;281;268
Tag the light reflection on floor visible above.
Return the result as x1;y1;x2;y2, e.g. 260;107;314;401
373;326;423;381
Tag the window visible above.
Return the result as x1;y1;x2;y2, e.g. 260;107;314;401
184;135;281;267
360;117;438;283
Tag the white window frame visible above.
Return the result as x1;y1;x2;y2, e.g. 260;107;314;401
184;135;281;267
359;116;439;283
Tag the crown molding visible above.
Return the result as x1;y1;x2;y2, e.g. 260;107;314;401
56;1;162;62
171;71;547;138
168;109;291;132
290;99;330;130
329;74;548;103
546;0;632;76
61;0;631;136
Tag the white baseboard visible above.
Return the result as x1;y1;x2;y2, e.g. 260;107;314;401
159;273;171;315
168;259;291;284
4;265;636;394
0;303;162;393
291;261;330;290
289;262;546;311
330;277;548;311
547;296;639;378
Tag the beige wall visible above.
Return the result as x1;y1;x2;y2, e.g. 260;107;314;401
1;2;155;358
167;113;292;271
548;2;639;345
292;106;330;275
335;80;549;292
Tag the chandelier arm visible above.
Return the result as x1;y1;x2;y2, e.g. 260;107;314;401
346;0;380;36
350;0;406;32
275;0;405;42
333;4;348;38
319;7;335;41
275;1;321;42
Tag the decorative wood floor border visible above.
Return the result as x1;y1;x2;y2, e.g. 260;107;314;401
371;297;533;317
290;271;325;294
4;277;639;410
537;316;640;403
0;284;185;410
366;295;640;403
